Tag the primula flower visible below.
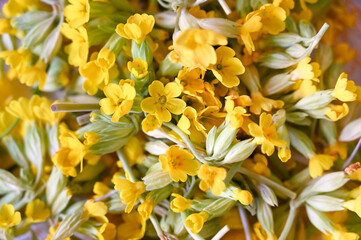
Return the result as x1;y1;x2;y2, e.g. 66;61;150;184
93;182;111;199
209;46;245;88
198;164;227;195
116;13;155;44
6;95;43;122
141;114;161;132
60;23;88;67
100;80;136;122
173;28;227;70
19;60;47;90
325;103;349;121
137;198;154;219
290;57;320;81
232;189;253;205
25;199;51;223
273;0;295;16
63;0;90;28
97;223;116;240
248;4;286;35
243;154;271;176
250;91;284;115
333;43;357;65
292;79;317;100
159;146;199;182
114;178;146;213
127;58;148;79
185;211;209;234
248;113;287;156
0;204;21;229
117;211;146;240
170;193;193;213
83;200;108;223
141;80;186;122
278;147;291;162
226;106;249;129
332;73;357;102
175;68;204;96
239;14;262;54
309;154;336;178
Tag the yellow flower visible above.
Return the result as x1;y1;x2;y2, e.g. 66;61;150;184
19;61;47;90
141;80;186;122
80;49;118;95
332;72;357;102
93;182;111;199
60;23;88;67
0;19;13;34
84;131;98;146
137;198;154;219
64;0;90;28
325;103;349;121
328;230;359;240
232;189;253;205
185;211;209;234
198;164;227;195
278;147;291;162
117;211;146;240
173;28;228;69
209;46;245;88
159;146;199;182
0;111;16;136
273;0;295;16
141;114;161;132
116;13;155;44
45;223;70;240
33;99;65;124
25;199;51;223
0;204;21;229
250;91;284;115
175;68;204;96
290;57;319;81
170;193;193;213
248;113;286;156
226;106;249;129
248;4;286;35
344;194;361;218
0;48;31;78
121;135;145;166
292;79;317;100
309;154;335;178
239;14;262;54
114;178;146;213
83;200;108;223
243;154;271;176
333;43;357;65
127;58;148;79
5;95;43;122
100;81;136;122
97;222;116;240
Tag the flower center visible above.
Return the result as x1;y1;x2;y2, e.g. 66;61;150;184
216;64;223;70
180;80;188;87
158;95;167;105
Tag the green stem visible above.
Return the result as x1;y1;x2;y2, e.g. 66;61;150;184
0;118;20;140
50;103;99;113
278;204;297;240
238;167;296;199
224;162;242;185
163;122;207;164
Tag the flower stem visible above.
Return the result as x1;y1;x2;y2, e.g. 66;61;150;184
211;225;230;240
278;203;297;240
238;207;252;240
94;189;119;202
224;162;242;185
238;167;296;199
0;118;19;140
51;103;99;113
342;137;361;169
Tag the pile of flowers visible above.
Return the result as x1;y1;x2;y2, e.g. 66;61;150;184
1;0;361;239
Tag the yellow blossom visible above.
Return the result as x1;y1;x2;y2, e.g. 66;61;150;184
324;143;347;160
173;28;228;69
97;222;116;240
185;211;209;234
273;0;295;16
278;147;291;162
239;14;262;53
45;223;70;240
137;198;154;219
116;13;155;44
6;95;43;122
248;113;286;156
117;211;146;240
198;164;227;195
175;68;204;96
290;57;319;81
209;46;245;88
121;135;145;166
0;48;31;78
325;103;349;121
141;80;186;122
248;4;286;35
327;230;359;240
333;43;357;65
292;79;317;100
170;193;193;213
309;154;336;178
0;204;21;229
232;189;253;205
33;99;65;124
332;73;357;102
84;131;98;146
64;0;90;28
83;200;108;223
159;146;199;182
226;106;249;129
25;199;51;223
93;182;111;199
344;195;361;218
60;23;88;67
0;19;13;34
127;58;148;79
114;178;146;213
243;154;271;176
100;80;136;122
19;61;47;90
250;91;284;115
141;114;161;132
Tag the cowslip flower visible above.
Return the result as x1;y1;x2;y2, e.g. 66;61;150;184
6;95;43;122
232;189;254;205
159;146;199;182
63;0;90;28
114;178;146;213
332;72;357;102
97;223;116;240
325;103;349;121
116;13;155;44
117;211;146;240
344;195;361;218
209;46;245;88
0;204;21;229
309;154;336;178
239;14;263;53
25;199;51;223
250;91;284;115
137;198;154;219
83;200;108;223
99;80;136;122
173;28;227;70
248;4;286;35
19;60;47;90
273;0;295;16
243;154;271;176
141;80;186;122
175;68;204;96
127;58;148;79
198;164;227;195
290;57;320;81
226;106;249;129
60;23;88;67
248;113;287;156
141;114;161;132
185;211;209;234
170;193;193;213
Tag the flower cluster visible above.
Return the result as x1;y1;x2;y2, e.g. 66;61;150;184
0;0;361;239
